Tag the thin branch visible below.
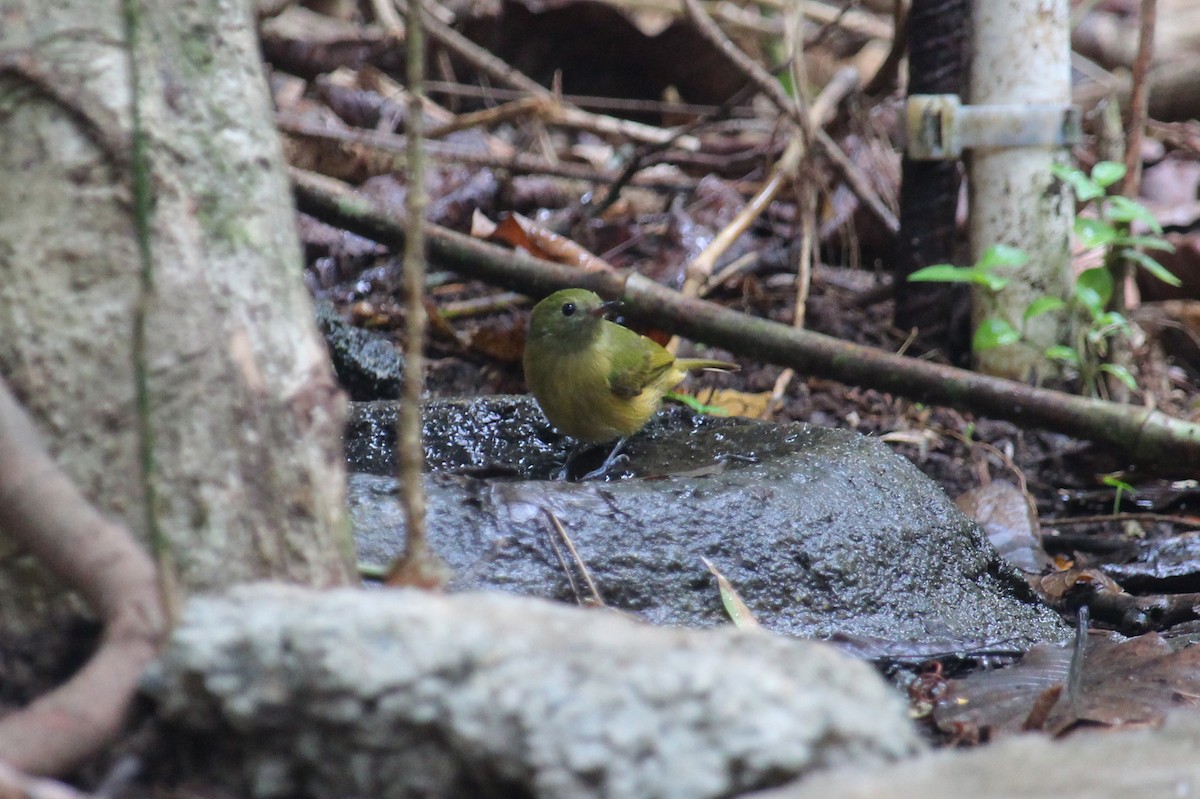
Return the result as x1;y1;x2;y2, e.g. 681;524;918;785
291;168;1200;473
397;0;544;95
386;0;447;590
424;79;742;119
863;0;910;97
543;509;605;606
404;0;697;150
401;0;428;554
276;111;701;191
124;0;179;623
1121;0;1156;198
1046;512;1200;528
370;0;405;36
679;0;898;234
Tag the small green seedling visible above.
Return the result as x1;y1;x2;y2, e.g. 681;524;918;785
1100;474;1136;517
907;161;1179;395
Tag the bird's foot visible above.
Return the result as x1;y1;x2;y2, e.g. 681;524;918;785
579;452;628;480
554;437;632;481
577;437;630;481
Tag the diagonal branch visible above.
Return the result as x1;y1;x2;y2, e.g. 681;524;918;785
291;168;1200;473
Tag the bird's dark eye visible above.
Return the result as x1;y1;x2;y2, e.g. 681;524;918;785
561;302;576;317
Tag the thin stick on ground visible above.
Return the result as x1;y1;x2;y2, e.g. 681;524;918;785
276;111;700;191
863;0;909;96
370;0;405;36
406;0;698;150
543;509;605;606
543;514;583;605
680;0;898;234
768;9;819;408
290;167;1200;473
680;68;857;303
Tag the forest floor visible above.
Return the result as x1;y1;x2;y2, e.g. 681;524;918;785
284;0;1200;745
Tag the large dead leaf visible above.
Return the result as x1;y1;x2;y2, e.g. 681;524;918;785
955;481;1049;574
472;210;616;272
935;632;1200;739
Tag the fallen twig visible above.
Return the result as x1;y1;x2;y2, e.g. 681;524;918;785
291;168;1200;473
277;111;700;191
680;0;898;234
405;0;699;150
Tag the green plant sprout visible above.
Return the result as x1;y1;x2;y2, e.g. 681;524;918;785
666;391;729;416
1100;474;1136;517
1052;161;1179;289
908;161;1179;395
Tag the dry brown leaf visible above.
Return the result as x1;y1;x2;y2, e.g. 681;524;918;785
935;632;1200;739
955;481;1049;574
473;211;616;272
687;388;773;420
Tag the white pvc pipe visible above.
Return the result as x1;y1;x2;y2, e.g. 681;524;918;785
969;0;1075;381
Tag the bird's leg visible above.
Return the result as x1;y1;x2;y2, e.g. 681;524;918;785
579;437;630;481
555;437;630;480
555;444;580;481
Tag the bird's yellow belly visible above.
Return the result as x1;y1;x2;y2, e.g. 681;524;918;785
528;351;667;443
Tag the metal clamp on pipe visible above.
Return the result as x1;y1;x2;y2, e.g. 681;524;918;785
905;94;1082;160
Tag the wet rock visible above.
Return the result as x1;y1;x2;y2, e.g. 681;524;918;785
315;300;404;401
350;397;1068;650
144;584;924;799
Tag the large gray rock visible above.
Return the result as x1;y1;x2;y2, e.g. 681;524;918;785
143;584;924;799
350;398;1067;650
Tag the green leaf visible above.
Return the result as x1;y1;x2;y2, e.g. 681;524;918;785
1123;235;1175;252
1101;471;1137;516
907;264;979;283
702;557;760;629
1076;289;1104;319
1024;296;1066;320
976;244;1029;271
1100;362;1139;391
908;265;1009;291
1076;217;1119;248
1045;345;1081;366
1050;162;1079;181
1053;163;1104;201
1091;160;1127;188
1104;195;1162;232
1101;473;1136;493
973;318;1021;350
1123;249;1182;286
977;272;1011;292
1094;310;1130;333
1075;267;1113;312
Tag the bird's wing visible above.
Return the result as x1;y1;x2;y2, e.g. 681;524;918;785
606;326;675;399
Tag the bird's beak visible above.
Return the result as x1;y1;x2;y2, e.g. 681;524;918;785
592;299;623;318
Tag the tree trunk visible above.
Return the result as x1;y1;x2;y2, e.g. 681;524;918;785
0;0;354;632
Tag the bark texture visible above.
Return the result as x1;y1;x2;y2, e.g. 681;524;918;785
0;0;354;631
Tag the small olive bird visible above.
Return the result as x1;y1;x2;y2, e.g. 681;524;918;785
523;288;737;477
